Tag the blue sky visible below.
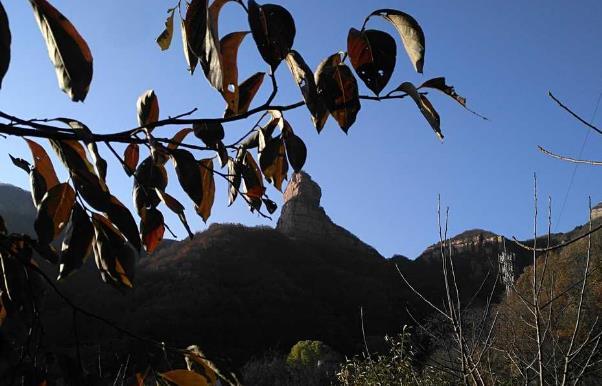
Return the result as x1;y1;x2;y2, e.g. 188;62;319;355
1;0;602;258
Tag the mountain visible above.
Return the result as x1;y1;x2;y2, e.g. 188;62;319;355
0;177;598;371
0;183;35;235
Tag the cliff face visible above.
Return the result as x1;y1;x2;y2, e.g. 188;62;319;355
276;172;381;258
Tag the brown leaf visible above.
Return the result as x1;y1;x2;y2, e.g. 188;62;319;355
156;9;175;51
29;0;93;101
92;213;136;289
137;89;159;129
225;72;265;117
227;156;241;206
185;0;222;90
59;203;93;280
0;2;10;89
25;139;59;192
123;143;139;176
50;139;111;211
171;149;203;206
348;28;396;96
140;207;164;254
169;128;194;151
315;53;361;133
220;31;249;113
155;189;193;239
369;9;425;73
193;121;224;148
34;182;75;245
197;159;215;222
248;0;295;69
398;81;442;140
133;156;168;214
283;124;306;173
285;50;328;132
242;151;265;210
105;195;142;252
259;137;287;192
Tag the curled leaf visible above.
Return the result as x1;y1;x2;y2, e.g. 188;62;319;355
259;137;287;191
283;125;306;173
398;82;442;140
29;0;93;101
227;157;242;206
156;9;175;51
105;195;142;252
193;121;224;148
418;77;487;120
285;50;328;132
180;20;198;75
169;128;194;151
25;139;59;192
92;214;136;289
368;9;425;73
137;89;159;129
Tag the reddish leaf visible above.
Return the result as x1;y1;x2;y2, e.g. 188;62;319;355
140;208;164;254
348;28;396;96
123;143;139;176
197;159;215;222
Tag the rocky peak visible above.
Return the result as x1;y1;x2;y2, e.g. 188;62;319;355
277;172;381;258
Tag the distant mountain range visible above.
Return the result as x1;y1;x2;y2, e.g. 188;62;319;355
0;175;596;368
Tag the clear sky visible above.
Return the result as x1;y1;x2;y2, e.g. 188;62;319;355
1;0;602;258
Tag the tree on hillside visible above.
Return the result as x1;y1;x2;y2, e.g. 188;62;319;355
0;0;481;384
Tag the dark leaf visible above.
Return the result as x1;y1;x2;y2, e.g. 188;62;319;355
34;182;75;245
315;53;361;133
283;125;306;173
92;214;135;289
197;158;215;222
133;156;168;213
123;143;139;176
50;139;111;211
171;149;203;205
156;9;175;51
216;140;228;167
30;168;48;208
105;195;142;252
193;121;224;148
139;207;164;254
185;0;222;90
137;89;159;129
29;0;93;101
418;77;487;119
262;198;277;214
59;203;93;279
156;189;193;239
226;157;241;206
348;28;396;95
398;81;442;140
259;137;287;191
9;154;31;174
31;241;59;264
225;71;265;117
0;1;10;89
242;151;265;210
248;0;295;68
285;50;328;132
368;9;425;73
56;119;108;181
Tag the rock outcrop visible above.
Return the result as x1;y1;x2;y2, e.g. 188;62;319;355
276;172;381;258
